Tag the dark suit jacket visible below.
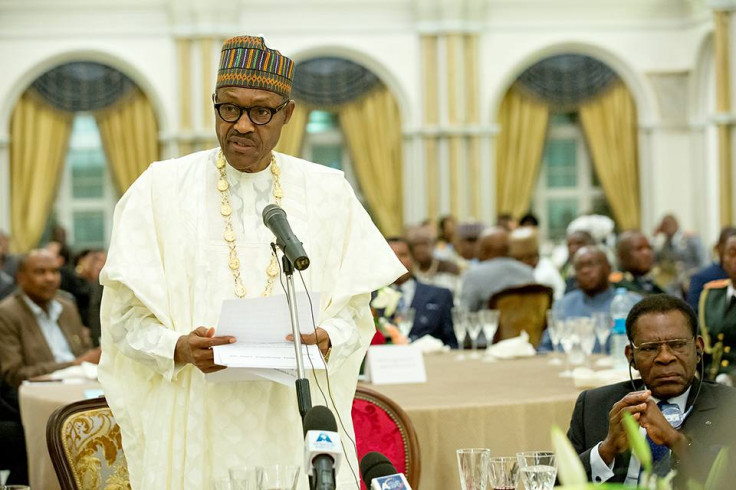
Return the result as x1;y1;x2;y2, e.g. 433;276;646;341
0;292;90;387
567;379;736;488
687;262;728;313
408;281;457;348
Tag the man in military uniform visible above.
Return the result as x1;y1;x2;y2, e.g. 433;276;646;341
611;231;666;296
698;233;736;384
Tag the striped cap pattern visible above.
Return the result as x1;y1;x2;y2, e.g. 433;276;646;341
216;36;294;97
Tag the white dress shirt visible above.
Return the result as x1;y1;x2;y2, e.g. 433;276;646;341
21;294;76;363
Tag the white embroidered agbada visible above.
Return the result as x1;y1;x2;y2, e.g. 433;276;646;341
98;149;404;490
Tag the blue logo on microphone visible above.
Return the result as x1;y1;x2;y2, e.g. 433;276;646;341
316;432;333;443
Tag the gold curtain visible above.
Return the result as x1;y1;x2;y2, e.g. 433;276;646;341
339;87;403;236
9;93;73;252
579;80;640;230
495;86;549;217
95;89;160;194
274;102;309;157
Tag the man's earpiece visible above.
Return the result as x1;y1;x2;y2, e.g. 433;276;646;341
629;357;637;369
696;350;703;361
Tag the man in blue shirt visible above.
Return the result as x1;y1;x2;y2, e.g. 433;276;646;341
538;246;641;352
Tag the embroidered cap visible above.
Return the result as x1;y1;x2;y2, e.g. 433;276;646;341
216;36;294;98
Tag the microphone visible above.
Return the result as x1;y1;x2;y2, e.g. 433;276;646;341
360;452;412;490
303;406;342;490
262;204;310;270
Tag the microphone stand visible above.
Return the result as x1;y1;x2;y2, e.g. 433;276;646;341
280;249;312;422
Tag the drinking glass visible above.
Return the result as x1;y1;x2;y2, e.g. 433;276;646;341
452;308;468;360
577;317;597;362
479;309;500;350
261;465;300;490
545;310;562;365
398;308;416;338
516;452;556;490
559;318;584;376
229;466;262;490
457;448;490;490
466;312;482;358
488;456;519;490
593;311;612;354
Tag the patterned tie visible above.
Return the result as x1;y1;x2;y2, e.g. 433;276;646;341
646;401;680;476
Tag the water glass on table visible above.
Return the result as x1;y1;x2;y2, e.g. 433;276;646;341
479;309;499;350
488;456;519;490
545;310;563;365
229;466;263;490
398;308;416;338
457;448;491;490
466;312;482;358
452;308;468;360
261;464;300;490
593;311;612;355
516;451;556;490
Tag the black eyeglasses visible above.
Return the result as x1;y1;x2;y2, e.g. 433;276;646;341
213;99;289;125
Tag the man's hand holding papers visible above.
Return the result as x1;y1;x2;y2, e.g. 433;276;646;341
208;292;326;384
174;326;236;373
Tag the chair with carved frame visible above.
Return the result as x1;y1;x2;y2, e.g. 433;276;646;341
352;385;421;489
46;396;130;490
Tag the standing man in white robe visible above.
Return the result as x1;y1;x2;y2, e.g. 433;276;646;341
98;35;404;489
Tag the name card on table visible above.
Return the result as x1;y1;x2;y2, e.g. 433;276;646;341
365;345;427;385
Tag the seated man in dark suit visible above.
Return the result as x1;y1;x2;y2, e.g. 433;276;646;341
567;295;736;487
380;237;457;348
0;249;101;387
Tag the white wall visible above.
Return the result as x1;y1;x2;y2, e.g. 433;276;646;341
0;0;728;246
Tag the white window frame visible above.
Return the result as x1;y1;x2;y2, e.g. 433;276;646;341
54;114;117;249
533;115;606;241
302;112;364;201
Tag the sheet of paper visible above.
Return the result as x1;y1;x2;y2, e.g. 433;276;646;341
209;292;326;384
216;292;322;341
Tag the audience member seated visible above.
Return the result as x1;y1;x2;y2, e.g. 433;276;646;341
0;249;101;387
407;226;460;295
567;295;736;487
455;221;484;270
509;227;565;300
612;231;666;296
538;246;641;353
495;213;518;232
653;214;708;295
434;214;460;264
519;212;539;228
697;232;736;384
561;230;596;293
374;237;457;348
460;227;535;311
687;227;735;314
